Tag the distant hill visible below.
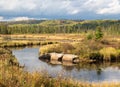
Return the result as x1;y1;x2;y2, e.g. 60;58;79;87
9;20;46;24
0;20;45;24
0;19;84;25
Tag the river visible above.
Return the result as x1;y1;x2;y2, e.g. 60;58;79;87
12;46;120;82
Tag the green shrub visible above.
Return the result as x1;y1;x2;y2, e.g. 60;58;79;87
87;33;93;40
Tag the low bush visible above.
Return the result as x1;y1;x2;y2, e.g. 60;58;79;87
100;39;110;45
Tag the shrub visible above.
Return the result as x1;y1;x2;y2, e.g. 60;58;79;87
87;33;93;40
100;39;110;45
118;50;120;57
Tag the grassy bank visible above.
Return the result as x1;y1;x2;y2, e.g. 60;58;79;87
0;40;57;48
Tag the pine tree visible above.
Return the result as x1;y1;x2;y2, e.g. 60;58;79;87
95;26;103;40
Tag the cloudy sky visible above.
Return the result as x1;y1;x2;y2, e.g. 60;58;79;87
0;0;120;21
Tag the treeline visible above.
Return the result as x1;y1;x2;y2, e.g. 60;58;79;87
0;20;120;34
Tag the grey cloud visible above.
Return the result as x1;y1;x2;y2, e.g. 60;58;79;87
0;0;120;19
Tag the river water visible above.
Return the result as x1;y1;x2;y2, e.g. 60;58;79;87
12;47;120;82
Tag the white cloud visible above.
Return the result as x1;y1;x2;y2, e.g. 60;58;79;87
0;16;48;21
70;10;79;15
83;0;120;15
0;16;4;21
64;1;82;15
0;0;36;11
0;0;83;15
97;0;120;14
12;17;34;21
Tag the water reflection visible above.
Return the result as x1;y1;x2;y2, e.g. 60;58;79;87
50;60;62;65
12;47;120;82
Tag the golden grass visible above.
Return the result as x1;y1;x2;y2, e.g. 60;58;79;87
99;47;119;61
0;40;56;47
0;34;84;42
40;43;76;55
40;44;59;54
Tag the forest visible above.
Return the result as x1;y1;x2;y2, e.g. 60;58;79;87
0;20;120;35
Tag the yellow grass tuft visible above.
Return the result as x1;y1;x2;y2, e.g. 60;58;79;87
99;47;119;60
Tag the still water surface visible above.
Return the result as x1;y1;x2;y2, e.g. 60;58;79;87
12;47;120;82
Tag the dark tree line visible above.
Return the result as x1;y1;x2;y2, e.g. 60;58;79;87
0;20;120;34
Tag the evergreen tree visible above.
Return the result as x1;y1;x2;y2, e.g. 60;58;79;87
95;26;103;40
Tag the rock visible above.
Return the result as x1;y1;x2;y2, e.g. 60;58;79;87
62;54;79;63
49;53;63;61
39;54;51;62
39;53;80;64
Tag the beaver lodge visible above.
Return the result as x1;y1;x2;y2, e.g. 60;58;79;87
39;52;80;64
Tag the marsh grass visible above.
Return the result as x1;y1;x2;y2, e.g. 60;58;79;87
0;40;56;47
40;43;75;55
99;47;120;61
